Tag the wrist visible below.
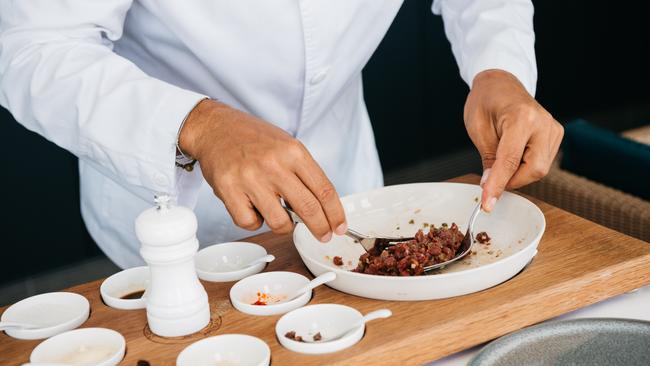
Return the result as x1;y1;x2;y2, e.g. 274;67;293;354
471;69;518;89
178;98;228;160
470;69;532;115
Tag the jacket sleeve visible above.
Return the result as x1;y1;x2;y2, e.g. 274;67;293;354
0;0;207;202
432;0;537;96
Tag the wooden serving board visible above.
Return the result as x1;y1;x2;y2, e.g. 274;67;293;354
2;174;650;366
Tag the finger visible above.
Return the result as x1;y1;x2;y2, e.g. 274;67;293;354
220;189;263;231
505;145;547;189
507;120;563;189
293;158;347;236
278;174;333;242
248;188;294;235
482;124;530;212
465;113;499;187
506;132;553;189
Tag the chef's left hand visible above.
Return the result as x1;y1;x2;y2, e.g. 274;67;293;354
464;69;564;212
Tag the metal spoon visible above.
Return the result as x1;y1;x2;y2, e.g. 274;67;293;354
423;202;481;272
303;308;392;343
285;272;336;302
0;321;42;331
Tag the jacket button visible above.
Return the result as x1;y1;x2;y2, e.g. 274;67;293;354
310;69;329;85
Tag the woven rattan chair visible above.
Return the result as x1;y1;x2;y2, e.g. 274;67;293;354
518;124;650;243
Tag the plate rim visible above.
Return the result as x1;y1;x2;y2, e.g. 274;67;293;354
468;317;650;366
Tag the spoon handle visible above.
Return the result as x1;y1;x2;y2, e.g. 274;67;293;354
247;254;275;267
302;271;336;293
326;308;392;342
360;309;392;323
291;272;336;300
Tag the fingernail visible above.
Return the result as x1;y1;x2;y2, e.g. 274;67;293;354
335;223;348;235
484;196;498;212
480;168;491;187
320;232;332;243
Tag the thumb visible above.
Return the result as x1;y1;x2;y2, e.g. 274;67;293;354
481;127;527;212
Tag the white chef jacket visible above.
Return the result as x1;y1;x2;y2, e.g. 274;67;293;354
0;0;536;269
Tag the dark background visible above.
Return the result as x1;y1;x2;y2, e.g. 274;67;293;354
1;0;649;288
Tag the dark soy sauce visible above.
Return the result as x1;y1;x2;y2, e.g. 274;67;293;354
120;289;145;300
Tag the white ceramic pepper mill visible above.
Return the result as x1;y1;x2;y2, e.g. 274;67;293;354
135;195;210;337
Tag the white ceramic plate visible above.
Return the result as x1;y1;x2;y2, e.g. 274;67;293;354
196;242;271;282
100;266;149;310
293;183;545;301
30;327;125;366
229;271;312;316
176;334;270;366
1;292;90;340
276;304;373;354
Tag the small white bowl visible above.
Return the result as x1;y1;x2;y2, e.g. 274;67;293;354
196;242;272;282
1;292;89;340
276;304;372;354
176;334;270;366
229;271;311;316
30;327;125;366
100;266;149;310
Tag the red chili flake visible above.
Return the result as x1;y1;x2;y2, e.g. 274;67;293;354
252;291;269;305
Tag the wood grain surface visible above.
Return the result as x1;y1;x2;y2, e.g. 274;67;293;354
2;174;650;366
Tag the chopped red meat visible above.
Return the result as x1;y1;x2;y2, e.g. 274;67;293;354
333;256;343;266
353;224;466;276
285;330;305;342
476;231;491;244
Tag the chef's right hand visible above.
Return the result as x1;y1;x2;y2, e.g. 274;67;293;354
178;99;347;242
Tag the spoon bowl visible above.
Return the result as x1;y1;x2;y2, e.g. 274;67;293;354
423;202;481;272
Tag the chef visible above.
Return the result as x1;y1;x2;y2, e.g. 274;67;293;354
0;0;563;268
